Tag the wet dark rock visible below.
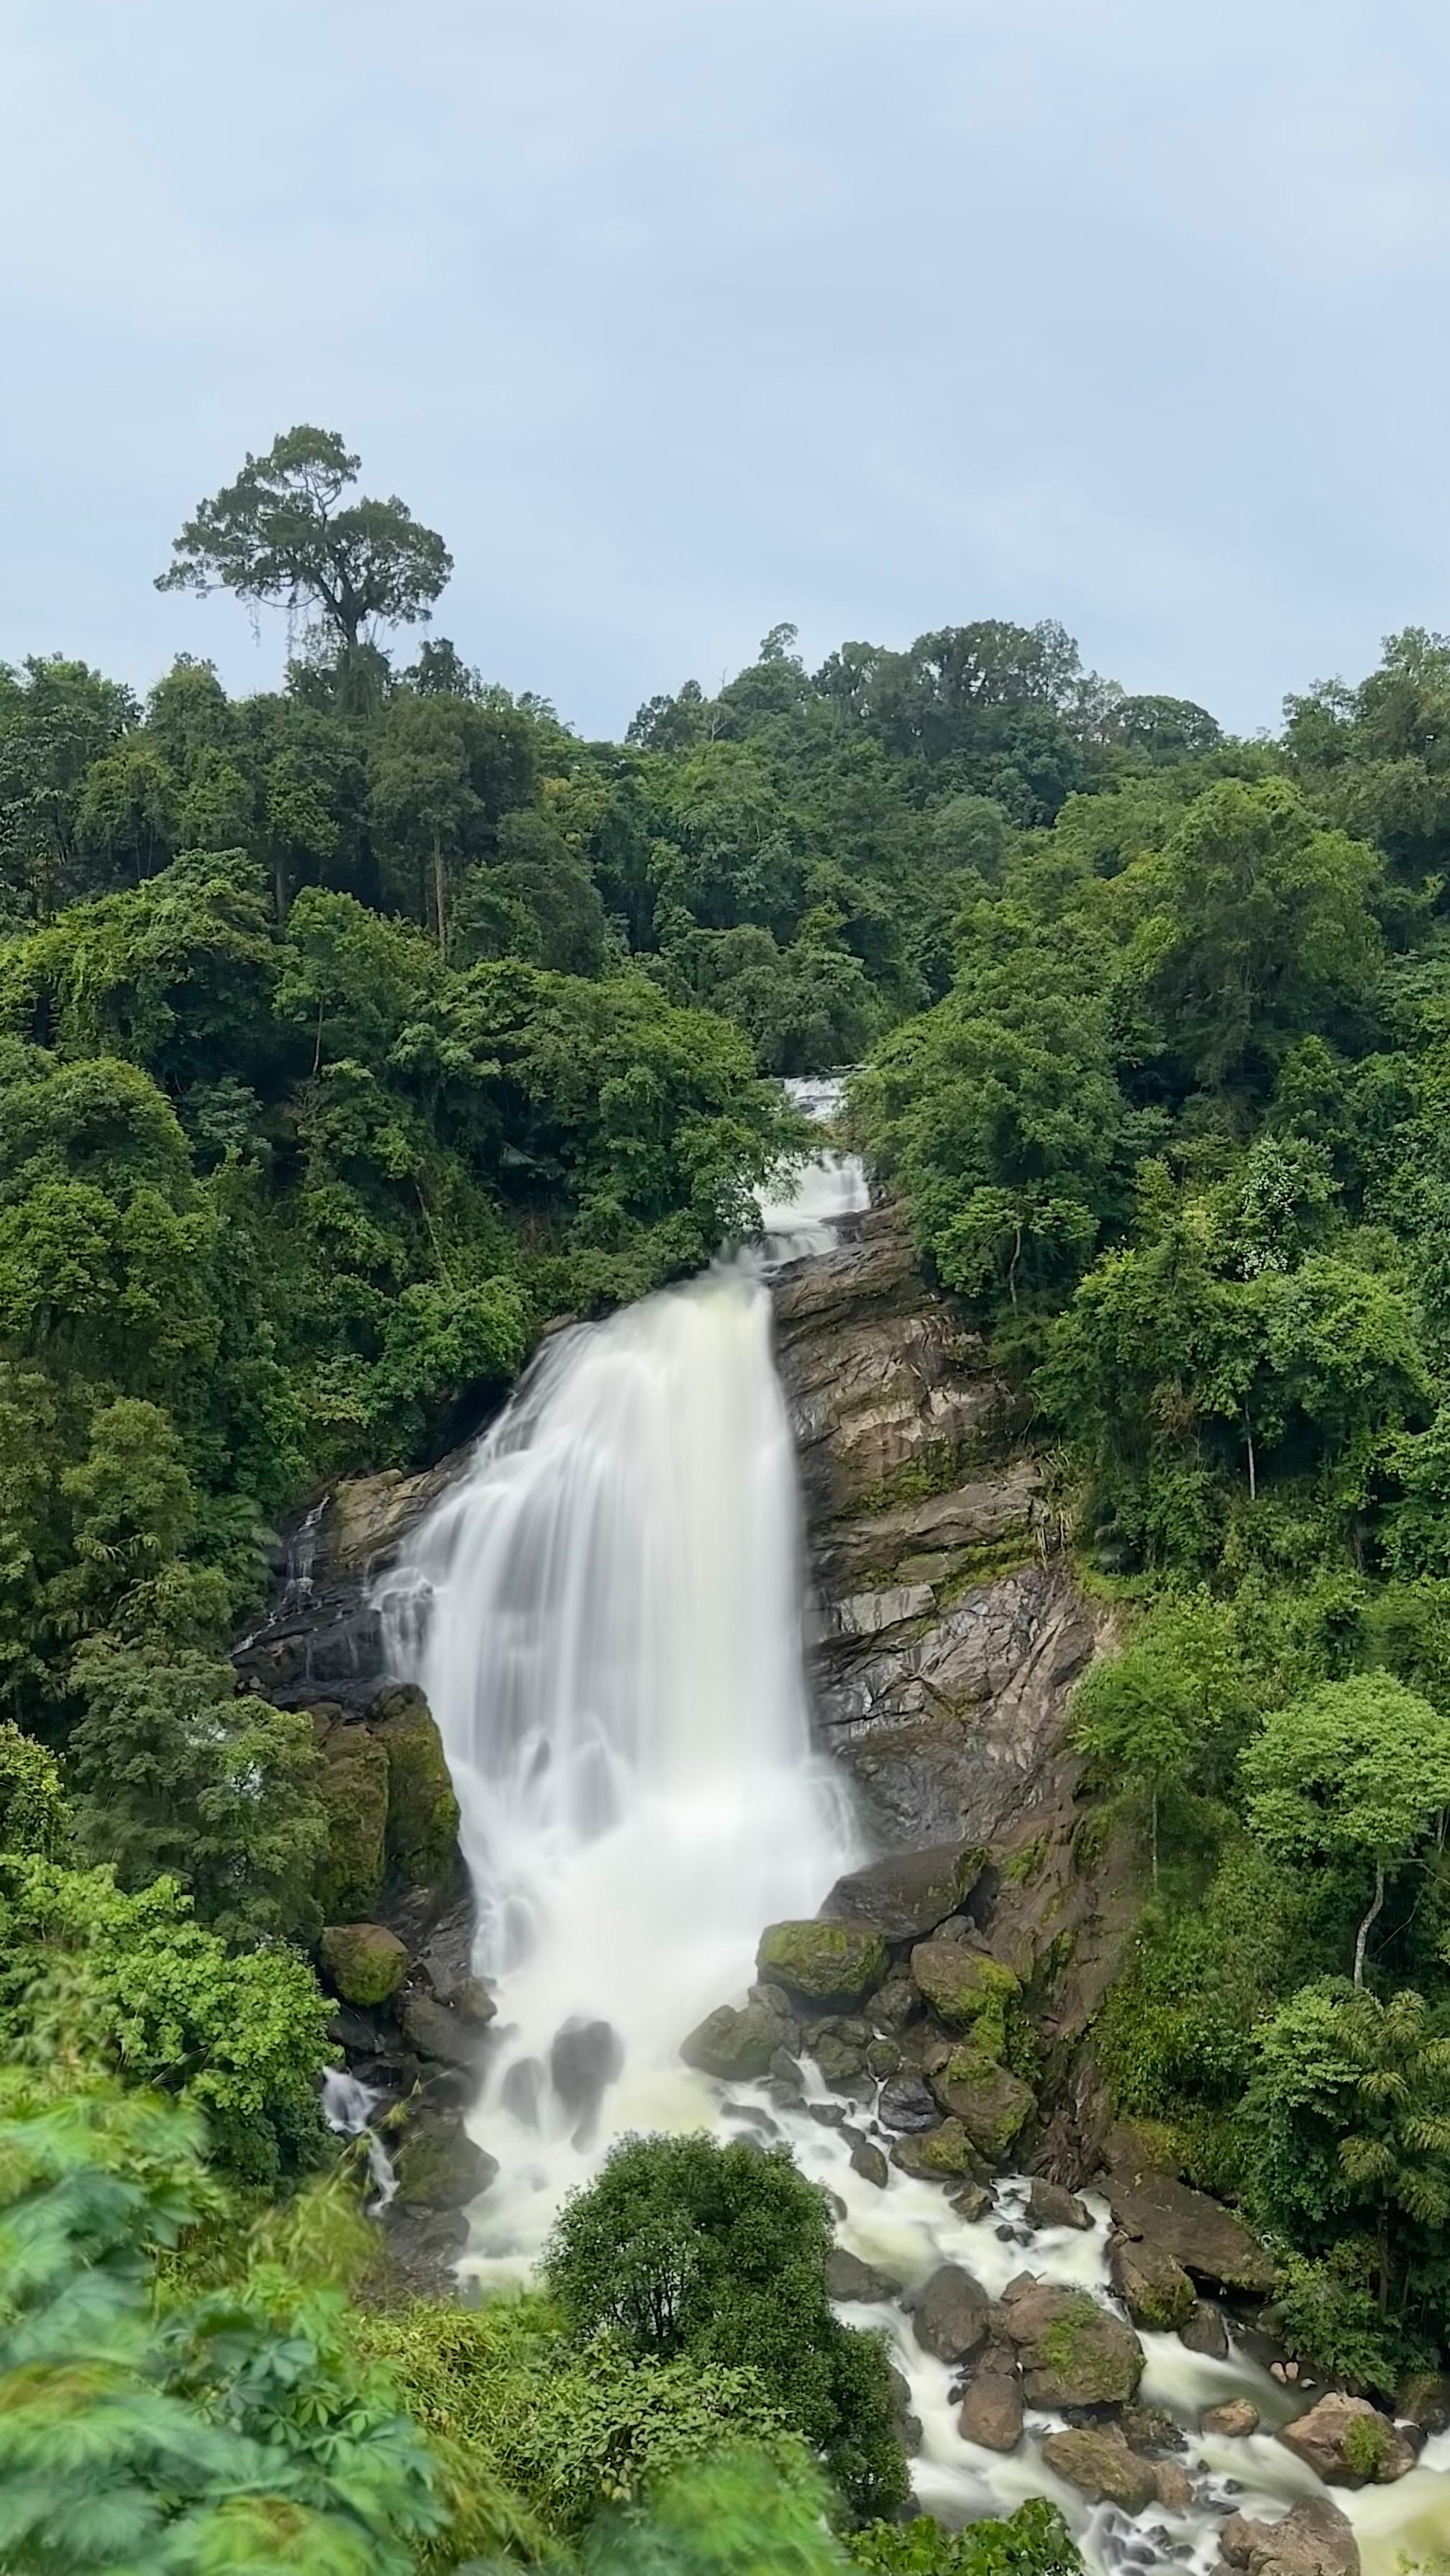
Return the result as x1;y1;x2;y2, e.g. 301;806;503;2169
398;1989;487;2068
382;2203;469;2293
999;2278;1145;2408
319;1921;409;2007
849;2135;890;2188
1181;2300;1231;2360
949;2182;994;2223
1027;2178;1092;2231
869;1976;924;2033
767;2049;806;2099
550;2017;624;2117
501;2057;544;2126
757;1919;888;2008
904;2262;993;2363
1120;2404;1186;2454
721;2100;777;2133
956;2341;1023;2453
1041;2426;1159;2514
1101;2124;1275;2298
680;1999;789;2080
877;2074;939;2132
392;2109;497;2211
813;2031;869;2088
807;2098;850;2128
1203;2401;1259;2439
888;2362;924;2454
890;2118;984;2180
1109;2231;1197;2332
929;2050;1036;2159
823;1842;987;1942
826;2248;899;2304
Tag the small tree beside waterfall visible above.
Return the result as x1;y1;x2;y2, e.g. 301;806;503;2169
543;2132;908;2523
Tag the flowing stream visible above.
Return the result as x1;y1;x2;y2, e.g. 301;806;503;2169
385;1082;1448;2576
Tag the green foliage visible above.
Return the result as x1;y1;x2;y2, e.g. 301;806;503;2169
0;1722;65;1858
847;2502;1082;2576
357;2296;806;2538
1072;1592;1251;1874
544;2133;907;2522
0;1860;331;2183
0;2063;448;2576
1240;1673;1450;1981
67;1642;328;1945
157;425;452;668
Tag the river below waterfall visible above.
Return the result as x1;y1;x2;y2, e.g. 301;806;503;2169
380;1082;1449;2576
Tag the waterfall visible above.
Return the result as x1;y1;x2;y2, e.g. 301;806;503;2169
380;1087;1448;2573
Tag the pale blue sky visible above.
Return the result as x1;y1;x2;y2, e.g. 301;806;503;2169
2;0;1449;737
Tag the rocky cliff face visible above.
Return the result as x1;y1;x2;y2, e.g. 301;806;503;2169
773;1204;1135;2178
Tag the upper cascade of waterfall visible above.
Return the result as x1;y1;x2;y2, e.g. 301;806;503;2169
754;1071;870;1263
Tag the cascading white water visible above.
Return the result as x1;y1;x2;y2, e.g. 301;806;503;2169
754;1071;870;1261
384;1255;861;2261
383;1110;1448;2575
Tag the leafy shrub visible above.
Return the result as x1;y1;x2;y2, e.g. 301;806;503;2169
848;2501;1082;2576
355;2293;808;2534
544;2132;907;2522
0;1856;332;2182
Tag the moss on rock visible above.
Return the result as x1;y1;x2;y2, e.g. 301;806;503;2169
756;1919;888;2006
316;1727;390;1920
931;2047;1035;2157
319;1920;409;2006
910;1942;1019;2055
370;1686;460;1894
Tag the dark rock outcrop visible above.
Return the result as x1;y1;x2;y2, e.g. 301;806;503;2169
903;2262;993;2363
822;1842;985;1941
1101;2124;1275;2298
1040;2426;1159;2514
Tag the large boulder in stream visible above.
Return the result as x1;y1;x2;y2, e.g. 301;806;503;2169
1040;2426;1159;2515
903;2262;993;2363
998;2279;1145;2408
929;2049;1035;2158
1277;2391;1416;2487
680;1999;790;2081
1109;2229;1198;2331
1218;2500;1360;2576
755;1919;887;2007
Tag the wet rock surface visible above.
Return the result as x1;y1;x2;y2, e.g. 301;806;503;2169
1276;2390;1416;2487
904;2262;993;2363
1218;2499;1360;2576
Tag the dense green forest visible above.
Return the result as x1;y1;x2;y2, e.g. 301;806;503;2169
4;426;1450;2567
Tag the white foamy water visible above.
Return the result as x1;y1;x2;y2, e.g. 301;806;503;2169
755;1072;870;1261
380;1143;1447;2575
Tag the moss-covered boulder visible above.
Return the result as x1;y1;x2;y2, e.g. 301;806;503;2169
930;2047;1034;2157
824;1842;987;1941
1040;2427;1158;2514
890;2118;983;2180
910;1941;1018;2054
370;1686;460;1894
1001;2281;1144;2408
316;1726;390;1920
756;1919;888;2007
392;2109;498;2211
1109;2232;1196;2331
319;1921;409;2006
680;1998;790;2080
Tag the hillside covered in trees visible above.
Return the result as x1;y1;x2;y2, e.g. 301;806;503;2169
4;428;1450;2570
